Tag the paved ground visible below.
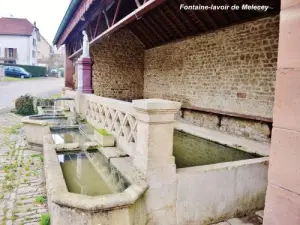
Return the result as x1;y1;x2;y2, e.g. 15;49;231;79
0;78;64;112
0;113;47;225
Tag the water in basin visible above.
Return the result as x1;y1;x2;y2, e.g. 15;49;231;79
173;130;258;168
58;150;129;196
51;128;89;144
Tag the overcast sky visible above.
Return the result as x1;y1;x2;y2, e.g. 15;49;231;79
0;0;70;46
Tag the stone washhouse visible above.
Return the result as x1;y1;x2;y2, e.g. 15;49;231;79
52;0;300;224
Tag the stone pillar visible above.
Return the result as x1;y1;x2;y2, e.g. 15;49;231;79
64;49;74;89
263;1;300;224
76;57;93;94
133;99;181;225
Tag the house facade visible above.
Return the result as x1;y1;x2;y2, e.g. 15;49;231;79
37;35;53;64
0;17;39;65
53;0;300;224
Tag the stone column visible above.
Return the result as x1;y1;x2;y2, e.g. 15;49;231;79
76;57;93;94
133;99;181;225
64;49;74;89
263;1;300;224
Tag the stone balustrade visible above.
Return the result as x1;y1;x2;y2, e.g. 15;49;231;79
64;90;181;224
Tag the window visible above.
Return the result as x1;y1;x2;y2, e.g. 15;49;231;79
32;50;36;58
8;48;14;57
4;60;16;64
33;39;36;47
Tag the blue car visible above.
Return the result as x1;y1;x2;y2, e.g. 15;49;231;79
4;66;31;79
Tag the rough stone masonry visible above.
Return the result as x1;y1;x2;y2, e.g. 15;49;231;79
89;15;279;142
144;15;279;142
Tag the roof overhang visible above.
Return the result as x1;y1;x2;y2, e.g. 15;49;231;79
55;0;280;58
53;0;82;45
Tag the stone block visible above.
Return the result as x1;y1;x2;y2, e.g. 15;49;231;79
263;183;300;225
273;69;300;131
281;0;300;10
144;181;176;211
268;128;300;195
278;5;300;69
176;158;268;225
151;207;176;225
93;129;115;147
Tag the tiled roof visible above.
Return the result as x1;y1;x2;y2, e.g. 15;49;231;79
0;17;34;36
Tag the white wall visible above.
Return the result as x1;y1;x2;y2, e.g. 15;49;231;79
0;35;31;65
176;158;268;224
30;30;38;65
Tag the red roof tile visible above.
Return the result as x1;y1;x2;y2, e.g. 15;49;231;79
0;17;34;36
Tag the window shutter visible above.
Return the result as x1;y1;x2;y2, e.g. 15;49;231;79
14;48;17;57
5;48;7;57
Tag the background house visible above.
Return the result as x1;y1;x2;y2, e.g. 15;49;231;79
0;17;39;65
37;35;53;64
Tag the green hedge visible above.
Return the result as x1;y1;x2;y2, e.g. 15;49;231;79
0;63;47;77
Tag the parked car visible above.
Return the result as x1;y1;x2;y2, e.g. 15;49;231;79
4;66;31;79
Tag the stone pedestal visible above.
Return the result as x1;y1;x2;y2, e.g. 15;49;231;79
76;57;93;94
133;99;181;225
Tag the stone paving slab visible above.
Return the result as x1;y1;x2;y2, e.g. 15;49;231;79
0;113;48;225
213;212;263;225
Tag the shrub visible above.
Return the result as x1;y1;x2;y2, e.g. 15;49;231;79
0;63;47;77
15;94;36;115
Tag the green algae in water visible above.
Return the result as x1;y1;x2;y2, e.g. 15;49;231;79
58;152;113;196
173;130;259;168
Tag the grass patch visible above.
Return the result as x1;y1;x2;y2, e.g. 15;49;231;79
95;128;111;136
39;213;50;225
3;76;43;82
3;163;18;173
31;154;44;162
50;93;62;99
1;123;23;134
35;195;46;204
3;183;14;191
3;77;22;82
5;173;15;181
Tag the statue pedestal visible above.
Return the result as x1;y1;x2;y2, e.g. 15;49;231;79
76;57;93;94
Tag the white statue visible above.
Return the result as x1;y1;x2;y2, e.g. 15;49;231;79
81;30;90;58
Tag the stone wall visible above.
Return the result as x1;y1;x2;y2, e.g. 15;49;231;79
91;29;145;100
144;16;279;142
144;16;279;119
178;110;271;142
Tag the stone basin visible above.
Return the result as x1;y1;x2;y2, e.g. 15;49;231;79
22;115;68;145
43;130;148;225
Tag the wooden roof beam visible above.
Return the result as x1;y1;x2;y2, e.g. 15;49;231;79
167;1;196;34
146;16;170;42
135;23;157;46
158;7;185;38
141;18;165;43
179;0;208;31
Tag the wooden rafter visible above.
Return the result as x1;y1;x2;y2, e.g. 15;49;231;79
168;1;196;34
135;0;141;7
102;9;110;28
147;16;169;42
112;0;122;25
141;18;165;43
158;8;184;38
